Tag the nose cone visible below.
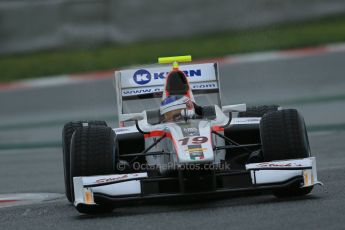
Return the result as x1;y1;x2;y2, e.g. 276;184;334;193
167;122;215;164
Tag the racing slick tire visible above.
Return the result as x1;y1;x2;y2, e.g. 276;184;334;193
238;105;280;117
260;109;313;198
62;121;107;202
69;125;116;214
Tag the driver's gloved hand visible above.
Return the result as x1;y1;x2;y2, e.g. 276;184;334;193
181;109;196;119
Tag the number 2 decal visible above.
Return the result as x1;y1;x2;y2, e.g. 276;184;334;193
178;136;208;145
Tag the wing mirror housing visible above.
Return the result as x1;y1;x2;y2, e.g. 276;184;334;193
222;104;247;113
121;113;145;122
121;113;150;134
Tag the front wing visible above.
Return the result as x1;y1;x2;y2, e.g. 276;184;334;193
73;157;321;208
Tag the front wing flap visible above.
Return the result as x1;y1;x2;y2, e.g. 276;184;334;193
245;157;322;187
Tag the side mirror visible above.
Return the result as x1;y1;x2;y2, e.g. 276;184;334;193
222;104;246;113
121;113;145;122
121;113;150;135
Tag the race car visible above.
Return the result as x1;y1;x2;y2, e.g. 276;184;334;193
62;55;322;214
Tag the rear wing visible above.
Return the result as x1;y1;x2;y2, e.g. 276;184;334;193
114;62;221;125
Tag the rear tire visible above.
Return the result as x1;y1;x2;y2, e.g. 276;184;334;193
238;105;279;117
260;109;313;197
62;121;107;202
69;126;116;214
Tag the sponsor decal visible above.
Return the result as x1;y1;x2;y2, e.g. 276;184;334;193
133;69;151;85
132;69;202;85
95;174;139;184
183;127;198;133
122;82;218;97
187;144;205;160
191;82;217;90
242;119;260;122
232;118;261;124
186;148;207;152
183;69;201;77
114;127;139;134
257;162;303;167
182;127;199;136
122;87;163;96
115;128;129;132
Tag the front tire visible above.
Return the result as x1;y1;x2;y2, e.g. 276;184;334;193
260;109;313;197
62;120;107;202
69;126;116;214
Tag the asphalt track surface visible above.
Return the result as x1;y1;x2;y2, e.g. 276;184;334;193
0;50;345;229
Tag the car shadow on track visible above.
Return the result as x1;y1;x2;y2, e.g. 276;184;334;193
74;192;321;219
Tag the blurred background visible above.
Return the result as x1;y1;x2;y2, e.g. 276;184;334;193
2;0;345;55
1;0;345;80
0;1;345;227
1;0;345;149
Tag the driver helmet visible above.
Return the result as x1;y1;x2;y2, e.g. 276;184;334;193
160;95;194;121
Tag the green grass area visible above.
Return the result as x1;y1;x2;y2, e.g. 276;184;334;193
1;14;345;82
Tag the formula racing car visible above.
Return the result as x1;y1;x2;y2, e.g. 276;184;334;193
62;55;322;214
